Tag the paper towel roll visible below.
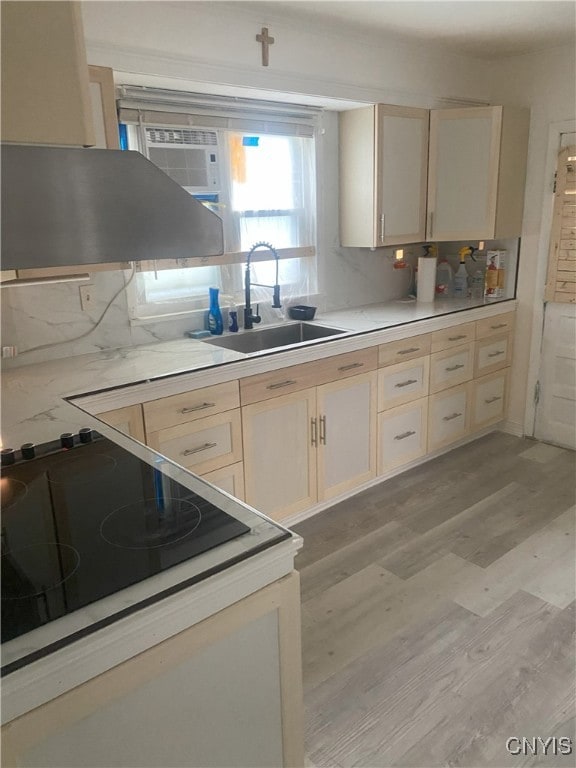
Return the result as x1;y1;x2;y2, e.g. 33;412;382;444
417;256;437;303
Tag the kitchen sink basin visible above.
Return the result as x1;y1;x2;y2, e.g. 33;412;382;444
202;322;348;354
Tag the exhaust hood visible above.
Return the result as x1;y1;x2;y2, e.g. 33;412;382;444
1;144;224;271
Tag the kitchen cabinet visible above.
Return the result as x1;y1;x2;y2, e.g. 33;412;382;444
427;106;529;241
378;356;430;411
429;343;475;394
471;369;509;430
339;103;529;247
378;397;429;474
88;66;119;150
97;404;146;443
474;333;512;377
201;462;245;501
428;382;472;452
1;1;95;147
242;368;377;520
339;104;429;247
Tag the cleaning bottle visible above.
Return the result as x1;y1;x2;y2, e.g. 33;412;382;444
228;305;239;333
453;246;475;298
207;287;223;335
435;253;454;297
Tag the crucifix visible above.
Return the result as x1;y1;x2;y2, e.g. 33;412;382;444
256;26;275;67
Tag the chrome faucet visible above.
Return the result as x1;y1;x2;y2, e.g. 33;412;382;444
244;241;282;329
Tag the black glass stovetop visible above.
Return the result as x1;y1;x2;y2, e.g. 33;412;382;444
1;433;251;653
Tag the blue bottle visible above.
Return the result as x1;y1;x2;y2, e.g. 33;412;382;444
207;287;223;335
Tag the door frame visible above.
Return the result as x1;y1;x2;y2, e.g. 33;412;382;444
524;118;576;437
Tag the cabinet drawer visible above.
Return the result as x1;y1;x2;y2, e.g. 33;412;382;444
378;356;429;411
240;348;377;406
378;397;428;474
474;334;512;376
378;333;431;367
431;322;476;353
476;312;515;339
430;343;474;393
428;382;471;452
471;369;509;430
201;462;245;501
144;381;240;433
147;409;242;475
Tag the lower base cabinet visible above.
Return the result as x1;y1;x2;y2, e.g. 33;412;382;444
471;369;509;429
428;382;471;452
378;397;428;474
200;461;245;501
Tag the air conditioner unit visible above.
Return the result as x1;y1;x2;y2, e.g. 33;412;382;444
144;127;221;195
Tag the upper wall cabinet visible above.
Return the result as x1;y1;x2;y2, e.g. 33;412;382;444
339;104;429;247
339;103;530;247
1;1;95;147
427;106;530;241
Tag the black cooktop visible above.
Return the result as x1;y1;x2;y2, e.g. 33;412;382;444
1;432;251;659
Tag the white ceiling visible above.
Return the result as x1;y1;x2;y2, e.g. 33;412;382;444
251;0;576;59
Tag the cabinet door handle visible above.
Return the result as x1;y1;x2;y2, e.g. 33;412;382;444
380;213;385;242
448;334;467;341
397;347;419;356
428;211;434;238
445;363;465;372
266;379;297;390
394;430;416;441
395;378;418;388
490;323;507;330
180;402;216;414
442;412;462;422
488;350;505;358
319;415;327;445
338;362;364;372
182;442;217;456
484;395;502;404
311;417;318;447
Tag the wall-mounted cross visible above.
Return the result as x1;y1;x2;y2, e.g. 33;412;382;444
256;27;275;67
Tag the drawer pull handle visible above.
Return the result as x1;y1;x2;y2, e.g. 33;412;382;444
395;378;418;388
180;402;215;414
448;334;467;341
397;347;419;355
445;364;465;372
338;362;364;372
182;442;217;456
267;379;297;390
490;323;507;329
484;396;502;404
443;412;462;422
319;415;327;445
394;430;416;441
488;350;505;358
311;417;318;447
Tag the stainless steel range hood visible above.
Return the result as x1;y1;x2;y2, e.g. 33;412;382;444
1;144;224;270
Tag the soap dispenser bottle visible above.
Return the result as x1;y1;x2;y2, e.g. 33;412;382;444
207;287;224;335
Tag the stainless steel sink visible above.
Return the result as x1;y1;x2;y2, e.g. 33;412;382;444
202;322;347;354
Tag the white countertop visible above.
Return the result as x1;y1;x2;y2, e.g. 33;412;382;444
1;297;514;447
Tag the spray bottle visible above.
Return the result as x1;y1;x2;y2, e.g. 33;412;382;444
453;246;475;298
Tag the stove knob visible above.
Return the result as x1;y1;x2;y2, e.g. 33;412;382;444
79;428;93;444
60;433;75;449
21;443;36;460
1;448;16;466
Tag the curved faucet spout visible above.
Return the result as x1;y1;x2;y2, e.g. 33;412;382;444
244;241;281;329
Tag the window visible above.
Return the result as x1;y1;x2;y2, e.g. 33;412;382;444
120;90;318;322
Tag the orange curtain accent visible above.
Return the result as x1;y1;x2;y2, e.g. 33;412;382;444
229;134;246;184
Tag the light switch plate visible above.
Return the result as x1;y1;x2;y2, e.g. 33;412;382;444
79;284;95;311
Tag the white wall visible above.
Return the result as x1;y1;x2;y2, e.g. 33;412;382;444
489;44;576;432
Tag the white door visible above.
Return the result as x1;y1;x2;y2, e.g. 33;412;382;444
316;371;377;500
535;302;576;449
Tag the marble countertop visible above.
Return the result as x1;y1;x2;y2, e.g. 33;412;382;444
1;297;514;447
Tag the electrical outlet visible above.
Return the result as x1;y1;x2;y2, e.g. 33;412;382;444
79;284;95;311
2;346;18;358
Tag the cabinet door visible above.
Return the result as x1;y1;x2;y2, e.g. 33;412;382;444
242;389;317;520
378;397;428;474
339;104;428;247
474;334;512;377
201;462;245;501
375;105;429;246
427;107;502;240
88;66;119;149
378;356;429;411
97;404;146;443
430;343;474;394
316;371;377;501
471;370;509;430
428;382;471;452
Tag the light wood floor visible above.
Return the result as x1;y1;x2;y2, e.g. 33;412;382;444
294;432;576;768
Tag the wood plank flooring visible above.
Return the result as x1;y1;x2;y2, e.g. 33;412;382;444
294;433;576;768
